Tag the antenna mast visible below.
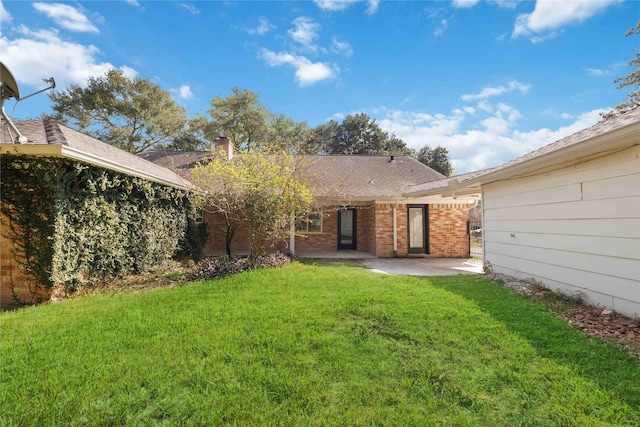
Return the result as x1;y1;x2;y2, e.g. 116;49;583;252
1;62;56;144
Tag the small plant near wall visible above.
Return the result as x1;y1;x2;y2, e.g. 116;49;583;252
1;154;195;302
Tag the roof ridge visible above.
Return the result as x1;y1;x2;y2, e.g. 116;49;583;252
43;119;68;146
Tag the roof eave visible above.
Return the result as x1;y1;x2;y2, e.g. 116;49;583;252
0;144;192;190
405;117;640;198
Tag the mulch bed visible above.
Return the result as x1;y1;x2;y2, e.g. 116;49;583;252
487;273;640;358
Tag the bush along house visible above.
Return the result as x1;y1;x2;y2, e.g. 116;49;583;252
0;118;193;309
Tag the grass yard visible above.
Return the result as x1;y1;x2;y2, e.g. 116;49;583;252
1;262;639;426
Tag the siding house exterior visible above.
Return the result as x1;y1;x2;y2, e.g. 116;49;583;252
408;108;640;318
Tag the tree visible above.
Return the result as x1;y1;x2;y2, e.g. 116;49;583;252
416;145;454;177
189;149;313;258
49;69;187;153
194;87;308;153
611;21;640;114
160;130;210;151
305;113;411;155
265;113;310;152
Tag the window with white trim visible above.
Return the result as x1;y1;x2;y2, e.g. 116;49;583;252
296;211;323;234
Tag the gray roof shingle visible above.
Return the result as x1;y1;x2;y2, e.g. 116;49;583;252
141;151;446;199
1;118;189;189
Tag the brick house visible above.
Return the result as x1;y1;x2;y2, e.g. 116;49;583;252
142;138;477;258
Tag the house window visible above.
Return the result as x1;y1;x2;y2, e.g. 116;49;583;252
296;211;323;234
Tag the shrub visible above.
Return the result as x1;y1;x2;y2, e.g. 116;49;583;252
1;154;193;298
186;252;296;282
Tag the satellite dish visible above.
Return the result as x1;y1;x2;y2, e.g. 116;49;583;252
1;62;21;100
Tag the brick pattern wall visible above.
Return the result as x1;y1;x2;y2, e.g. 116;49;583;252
201;210;250;256
428;204;470;257
372;204;394;257
199;203;470;259
1;214;50;310
296;209;338;251
356;207;371;253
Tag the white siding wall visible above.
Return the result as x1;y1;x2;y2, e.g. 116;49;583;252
483;144;640;318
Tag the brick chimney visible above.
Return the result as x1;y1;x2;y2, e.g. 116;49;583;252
214;136;233;160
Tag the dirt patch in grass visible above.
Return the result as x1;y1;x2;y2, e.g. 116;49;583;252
487;273;640;359
49;260;191;301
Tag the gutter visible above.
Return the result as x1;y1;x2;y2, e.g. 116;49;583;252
405;117;640;199
0;144;191;190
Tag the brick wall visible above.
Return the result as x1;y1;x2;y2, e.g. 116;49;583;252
428;204;470;257
296;209;338;251
1;213;50;310
200;203;470;259
201;210;250;256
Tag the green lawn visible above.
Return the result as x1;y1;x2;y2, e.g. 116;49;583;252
1;262;639;426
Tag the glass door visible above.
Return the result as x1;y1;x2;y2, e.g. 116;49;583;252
338;209;357;250
408;205;428;254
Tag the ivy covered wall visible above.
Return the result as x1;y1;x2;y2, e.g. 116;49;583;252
1;154;194;304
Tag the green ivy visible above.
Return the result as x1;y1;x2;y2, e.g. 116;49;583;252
1;154;195;296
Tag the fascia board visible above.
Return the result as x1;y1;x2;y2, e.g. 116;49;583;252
0;144;63;157
60;146;192;190
405;119;640;198
0;144;192;190
462;121;640;188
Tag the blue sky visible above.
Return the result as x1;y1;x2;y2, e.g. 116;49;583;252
1;0;637;173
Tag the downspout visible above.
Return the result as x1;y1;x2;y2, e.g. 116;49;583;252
393;201;398;257
289;217;296;255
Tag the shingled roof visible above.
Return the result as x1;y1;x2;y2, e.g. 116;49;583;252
304;155;445;200
141;150;446;201
0;119;190;189
406;107;640;197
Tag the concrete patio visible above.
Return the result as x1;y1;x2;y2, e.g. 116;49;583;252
297;250;484;276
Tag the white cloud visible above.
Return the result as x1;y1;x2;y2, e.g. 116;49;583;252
174;85;193;100
461;80;530;101
247;17;275;36
288;17;321;52
586;62;625;78
513;0;620;41
488;0;520;8
366;0;380;14
33;2;99;33
260;49;337;86
586;68;606;77
452;0;480;8
1;1;12;23
0;25;135;89
178;3;200;15
314;0;379;14
331;36;353;57
434;19;448;37
125;0;140;6
376;105;604;174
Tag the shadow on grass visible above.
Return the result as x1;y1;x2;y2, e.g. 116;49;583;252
428;275;640;409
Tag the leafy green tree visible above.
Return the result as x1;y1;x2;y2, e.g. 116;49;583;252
189;149;313;258
611;21;640;114
305;113;411;155
301;120;340;154
194;87;308;153
49;69;186;153
265;113;310;152
416;145;454;177
160;130;210;151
